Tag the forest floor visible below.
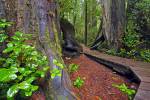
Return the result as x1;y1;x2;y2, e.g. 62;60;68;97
64;54;138;100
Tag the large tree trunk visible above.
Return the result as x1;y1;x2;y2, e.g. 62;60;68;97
0;0;5;18
91;0;125;51
0;0;77;99
102;0;125;50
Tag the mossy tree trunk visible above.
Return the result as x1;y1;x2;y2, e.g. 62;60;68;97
0;0;76;99
91;0;125;51
102;0;125;50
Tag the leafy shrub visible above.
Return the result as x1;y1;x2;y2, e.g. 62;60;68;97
118;48;127;57
0;19;64;99
51;59;64;79
73;77;84;88
68;63;79;73
135;0;150;24
123;32;140;48
118;0;150;62
140;49;150;62
112;83;136;100
106;49;117;56
0;19;12;28
123;20;140;49
106;19;150;62
0;19;12;43
0;31;49;99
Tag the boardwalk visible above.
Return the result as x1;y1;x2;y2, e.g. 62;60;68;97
82;45;150;100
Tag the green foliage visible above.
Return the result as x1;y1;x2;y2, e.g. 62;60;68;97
126;50;138;58
0;31;50;99
58;0;74;17
106;19;149;62
135;0;150;24
0;20;64;99
105;0;149;62
121;0;150;62
7;78;38;98
123;21;140;48
106;49;117;56
140;49;150;62
50;68;61;79
107;48;150;62
59;0;102;46
0;33;8;43
118;48;127;57
0;19;11;43
0;19;12;28
50;59;64;79
73;77;84;88
120;19;149;62
112;83;136;100
53;59;64;69
0;68;18;82
68;63;79;73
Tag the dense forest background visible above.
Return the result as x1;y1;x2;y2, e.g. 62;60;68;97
0;0;150;100
59;0;150;61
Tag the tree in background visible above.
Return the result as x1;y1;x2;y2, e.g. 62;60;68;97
92;0;126;51
59;0;101;46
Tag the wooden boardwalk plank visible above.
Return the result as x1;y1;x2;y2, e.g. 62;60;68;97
131;67;150;72
81;45;150;100
134;89;150;100
139;82;150;90
139;76;150;83
136;71;150;77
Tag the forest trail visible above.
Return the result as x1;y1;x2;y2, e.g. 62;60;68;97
64;54;131;100
82;45;150;100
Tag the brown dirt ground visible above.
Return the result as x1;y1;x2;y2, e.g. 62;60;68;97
64;54;138;100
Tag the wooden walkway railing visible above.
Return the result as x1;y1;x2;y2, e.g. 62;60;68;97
82;45;150;100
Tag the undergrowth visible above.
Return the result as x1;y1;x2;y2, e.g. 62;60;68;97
0;19;63;99
112;83;136;100
106;20;150;62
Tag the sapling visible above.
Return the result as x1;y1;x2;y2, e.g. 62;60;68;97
73;77;84;88
68;63;79;73
112;83;136;100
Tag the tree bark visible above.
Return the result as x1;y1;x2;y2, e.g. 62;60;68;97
93;0;125;50
1;0;77;99
0;0;6;18
103;0;125;50
91;17;105;49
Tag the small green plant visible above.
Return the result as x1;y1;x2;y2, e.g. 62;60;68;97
106;49;117;56
123;20;141;49
0;19;12;43
140;49;150;62
118;48;127;57
68;63;79;73
0;19;12;28
50;59;64;79
112;83;136;100
73;77;84;88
